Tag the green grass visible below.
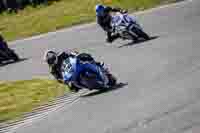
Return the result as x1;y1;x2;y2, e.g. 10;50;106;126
0;79;69;122
0;0;176;41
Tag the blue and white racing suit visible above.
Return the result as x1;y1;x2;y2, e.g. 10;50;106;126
61;56;103;85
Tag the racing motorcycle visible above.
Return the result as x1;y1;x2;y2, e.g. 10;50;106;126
61;55;117;91
111;12;150;41
0;48;19;64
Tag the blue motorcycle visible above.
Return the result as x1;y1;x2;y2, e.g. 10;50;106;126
61;56;117;90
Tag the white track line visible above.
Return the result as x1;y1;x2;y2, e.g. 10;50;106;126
1;89;90;133
1;94;81;133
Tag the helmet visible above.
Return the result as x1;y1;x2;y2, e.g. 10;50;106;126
44;50;58;66
95;4;105;16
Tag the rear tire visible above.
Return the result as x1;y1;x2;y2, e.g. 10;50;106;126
139;30;150;40
122;31;138;42
12;53;19;62
107;73;117;87
131;27;150;40
8;49;19;62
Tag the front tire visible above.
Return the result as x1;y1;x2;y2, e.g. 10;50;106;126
123;31;138;41
68;82;81;93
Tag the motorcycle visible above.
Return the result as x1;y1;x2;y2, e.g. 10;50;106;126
61;56;117;91
110;12;150;41
0;48;19;64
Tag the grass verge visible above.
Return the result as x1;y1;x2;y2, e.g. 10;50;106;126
0;0;178;41
0;79;69;123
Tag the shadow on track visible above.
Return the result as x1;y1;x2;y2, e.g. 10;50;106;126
80;82;128;98
118;36;159;48
0;58;29;67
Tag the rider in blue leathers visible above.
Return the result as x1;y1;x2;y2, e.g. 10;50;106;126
61;55;105;89
44;50;104;92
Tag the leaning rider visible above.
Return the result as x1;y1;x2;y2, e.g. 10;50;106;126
95;4;128;43
0;34;10;62
44;50;104;92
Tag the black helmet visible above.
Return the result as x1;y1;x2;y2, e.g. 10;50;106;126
44;50;58;66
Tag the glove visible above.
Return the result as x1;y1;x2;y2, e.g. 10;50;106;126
96;61;104;67
120;9;128;14
70;50;79;56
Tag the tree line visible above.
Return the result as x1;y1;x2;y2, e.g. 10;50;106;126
0;0;58;13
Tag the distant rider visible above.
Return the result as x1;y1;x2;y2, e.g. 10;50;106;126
0;34;19;63
0;34;9;51
95;4;128;43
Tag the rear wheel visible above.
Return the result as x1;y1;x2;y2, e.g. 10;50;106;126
12;53;19;62
79;73;97;90
107;73;117;87
131;26;150;40
123;31;138;41
8;49;19;62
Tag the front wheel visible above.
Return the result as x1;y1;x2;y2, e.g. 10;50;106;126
12;53;19;62
68;82;81;93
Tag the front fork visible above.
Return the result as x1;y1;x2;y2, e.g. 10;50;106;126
98;67;109;87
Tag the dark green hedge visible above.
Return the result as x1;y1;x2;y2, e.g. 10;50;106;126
0;0;58;13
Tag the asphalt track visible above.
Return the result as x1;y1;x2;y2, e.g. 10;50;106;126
1;0;200;132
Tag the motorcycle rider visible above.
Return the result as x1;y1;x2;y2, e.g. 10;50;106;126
95;4;128;43
44;50;104;92
0;35;7;63
0;34;19;63
0;34;9;50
